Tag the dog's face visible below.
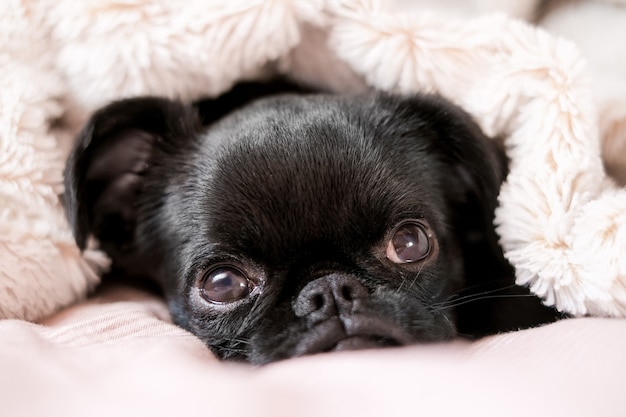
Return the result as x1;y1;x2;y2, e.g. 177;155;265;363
65;91;508;364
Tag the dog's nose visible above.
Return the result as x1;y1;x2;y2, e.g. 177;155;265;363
293;275;368;323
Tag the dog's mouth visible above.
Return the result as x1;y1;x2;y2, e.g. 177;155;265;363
293;315;413;356
330;335;400;352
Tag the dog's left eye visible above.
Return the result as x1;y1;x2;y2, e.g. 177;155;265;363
386;221;432;264
200;267;251;304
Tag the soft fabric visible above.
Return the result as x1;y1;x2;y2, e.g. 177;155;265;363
2;0;626;322
1;284;625;417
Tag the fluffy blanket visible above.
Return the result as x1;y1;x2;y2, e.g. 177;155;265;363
1;0;626;322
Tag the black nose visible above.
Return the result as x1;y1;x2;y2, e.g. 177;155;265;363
293;275;368;323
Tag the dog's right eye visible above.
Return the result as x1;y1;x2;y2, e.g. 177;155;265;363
386;220;432;264
200;267;251;304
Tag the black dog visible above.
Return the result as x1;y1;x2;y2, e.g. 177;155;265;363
64;83;560;364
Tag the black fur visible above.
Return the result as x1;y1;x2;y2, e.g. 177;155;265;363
64;85;561;364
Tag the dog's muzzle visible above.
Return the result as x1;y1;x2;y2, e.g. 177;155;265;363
292;274;413;355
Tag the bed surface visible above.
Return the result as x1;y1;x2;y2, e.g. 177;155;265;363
2;284;624;417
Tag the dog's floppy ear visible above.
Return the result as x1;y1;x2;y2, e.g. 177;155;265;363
64;97;199;253
411;97;563;333
405;94;507;262
436;110;505;247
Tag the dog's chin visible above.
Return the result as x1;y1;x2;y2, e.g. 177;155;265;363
293;315;415;356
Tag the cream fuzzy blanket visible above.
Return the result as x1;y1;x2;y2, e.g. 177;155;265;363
1;0;625;322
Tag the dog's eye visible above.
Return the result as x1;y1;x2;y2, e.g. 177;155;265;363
200;267;250;304
386;221;432;263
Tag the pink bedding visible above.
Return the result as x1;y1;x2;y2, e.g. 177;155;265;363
2;285;624;417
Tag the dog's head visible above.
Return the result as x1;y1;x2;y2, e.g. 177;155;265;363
64;91;507;364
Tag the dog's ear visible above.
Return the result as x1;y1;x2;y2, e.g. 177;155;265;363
413;98;563;334
444;131;509;279
406;94;507;265
436;110;505;249
64;97;199;253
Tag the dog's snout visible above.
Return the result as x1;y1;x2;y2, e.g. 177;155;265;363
293;275;367;322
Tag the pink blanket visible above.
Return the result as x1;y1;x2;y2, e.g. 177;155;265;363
2;285;624;417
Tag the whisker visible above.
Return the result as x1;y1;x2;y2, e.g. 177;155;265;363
397;263;425;295
228;338;251;346
449;279;516;296
219;345;248;355
407;263;425;292
433;284;518;308
395;274;408;295
432;293;538;311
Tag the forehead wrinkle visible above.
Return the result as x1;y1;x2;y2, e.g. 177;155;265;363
170;93;452;272
203;120;437;267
